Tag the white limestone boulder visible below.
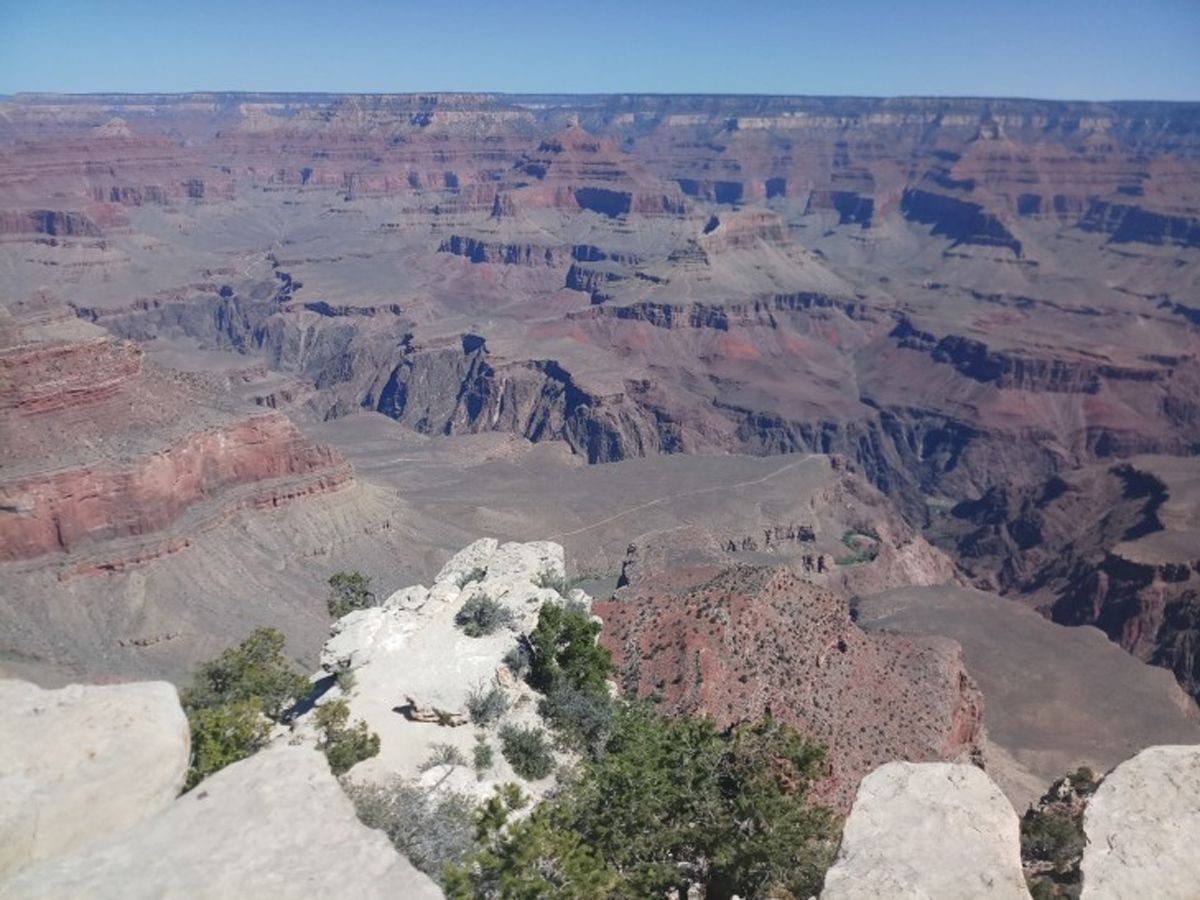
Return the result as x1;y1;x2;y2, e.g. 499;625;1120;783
321;606;422;674
0;679;188;877
822;762;1030;899
383;584;430;612
1080;744;1200;899
433;537;499;588
0;744;443;900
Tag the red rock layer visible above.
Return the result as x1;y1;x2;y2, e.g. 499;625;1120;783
595;566;985;811
0;339;142;413
0;414;351;561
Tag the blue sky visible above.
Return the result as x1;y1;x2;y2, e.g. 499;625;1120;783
1;0;1197;100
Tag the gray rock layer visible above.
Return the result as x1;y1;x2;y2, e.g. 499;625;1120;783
822;762;1031;899
0;678;188;876
1081;744;1200;899
0;744;443;900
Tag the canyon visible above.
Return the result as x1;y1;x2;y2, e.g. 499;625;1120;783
1;92;1199;816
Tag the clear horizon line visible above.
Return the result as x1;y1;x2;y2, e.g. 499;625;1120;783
3;89;1199;106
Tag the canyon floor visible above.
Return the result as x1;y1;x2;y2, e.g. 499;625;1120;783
2;92;1199;807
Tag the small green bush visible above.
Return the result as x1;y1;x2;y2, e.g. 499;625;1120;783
473;737;494;772
181;627;310;788
1020;767;1098;897
315;698;381;775
185;699;271;790
527;602;612;696
181;627;310;721
465;684;509;726
538;683;614;757
536;571;570;595
502;644;531;679
454;595;514;637
327;571;376;619
499;723;555;780
335;668;357;694
420;743;468;771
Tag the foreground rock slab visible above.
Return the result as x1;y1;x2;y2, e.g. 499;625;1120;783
1081;744;1200;899
0;744;442;900
822;762;1030;899
0;679;188;877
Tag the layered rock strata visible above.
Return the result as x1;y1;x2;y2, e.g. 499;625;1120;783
0;336;353;567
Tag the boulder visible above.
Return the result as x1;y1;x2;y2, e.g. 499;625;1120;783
433;537;499;588
0;744;443;899
0;679;188;877
822;762;1030;899
384;584;430;611
1081;744;1200;899
321;606;421;674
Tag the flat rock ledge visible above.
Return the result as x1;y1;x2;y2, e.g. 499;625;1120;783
821;761;1030;899
1081;744;1200;899
0;678;189;877
0;744;442;900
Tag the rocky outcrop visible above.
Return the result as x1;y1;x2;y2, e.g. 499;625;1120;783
1079;201;1200;248
311;539;580;800
900;189;1023;255
368;343;673;463
0;744;443;900
890;320;1166;393
0;327;354;569
0;679;188;877
805;190;874;227
1080;745;1200;899
437;235;570;266
821;762;1030;899
596;566;985;811
0;210;102;238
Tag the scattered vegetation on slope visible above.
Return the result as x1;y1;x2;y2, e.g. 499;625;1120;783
1021;766;1101;899
446;705;835;898
437;600;835;896
181;626;380;787
834;529;881;566
347;778;476;880
341;592;834;895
